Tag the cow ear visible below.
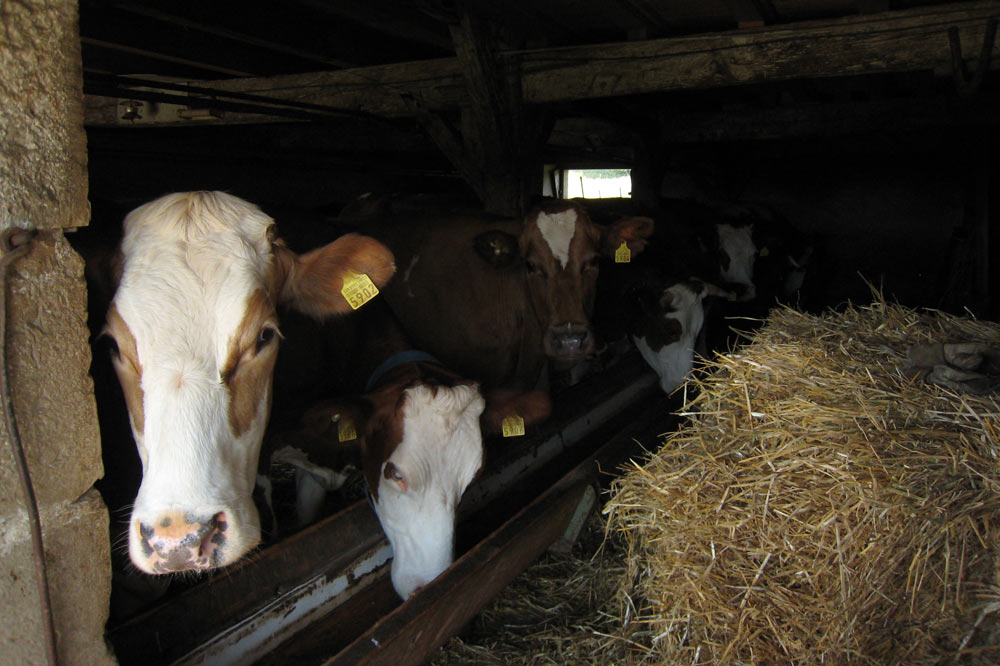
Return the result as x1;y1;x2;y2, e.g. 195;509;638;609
480;389;552;438
298;397;370;447
473;230;520;269
273;232;396;318
603;216;654;258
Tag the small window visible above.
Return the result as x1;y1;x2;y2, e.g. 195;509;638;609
565;168;631;199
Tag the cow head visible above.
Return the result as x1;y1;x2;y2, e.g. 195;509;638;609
716;222;757;301
288;380;550;599
492;201;653;362
630;278;732;393
103;191;394;574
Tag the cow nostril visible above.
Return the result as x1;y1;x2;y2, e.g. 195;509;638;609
547;325;593;357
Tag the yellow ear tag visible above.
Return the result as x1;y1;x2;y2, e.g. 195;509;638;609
337;418;358;442
614;241;631;264
341;270;379;310
501;414;525;438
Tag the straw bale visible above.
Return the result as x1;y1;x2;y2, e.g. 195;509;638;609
605;300;1000;665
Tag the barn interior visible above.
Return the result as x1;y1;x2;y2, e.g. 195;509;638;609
70;0;1000;664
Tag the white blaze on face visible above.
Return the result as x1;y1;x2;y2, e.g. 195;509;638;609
717;223;757;293
633;282;708;394
113;192;278;573
535;209;579;269
373;383;485;599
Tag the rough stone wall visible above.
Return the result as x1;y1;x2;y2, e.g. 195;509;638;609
0;1;114;664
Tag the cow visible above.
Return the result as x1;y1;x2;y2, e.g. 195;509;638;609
100;191;395;575
269;298;551;599
343;196;654;390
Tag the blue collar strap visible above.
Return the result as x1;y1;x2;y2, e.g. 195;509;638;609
364;350;442;392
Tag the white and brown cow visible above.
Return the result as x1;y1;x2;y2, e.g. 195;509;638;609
628;278;732;393
347;197;654;389
271;300;551;599
102;191;395;574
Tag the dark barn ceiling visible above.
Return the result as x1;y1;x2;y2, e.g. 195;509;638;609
79;0;1000;208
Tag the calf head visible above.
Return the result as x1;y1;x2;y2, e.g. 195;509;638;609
632;278;731;393
104;191;394;574
716;222;757;301
509;201;653;362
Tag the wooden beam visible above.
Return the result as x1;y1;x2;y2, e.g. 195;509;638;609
84;1;1000;127
107;501;383;665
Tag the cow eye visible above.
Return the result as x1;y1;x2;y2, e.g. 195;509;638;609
583;256;600;272
256;326;277;353
524;259;543;276
104;335;121;360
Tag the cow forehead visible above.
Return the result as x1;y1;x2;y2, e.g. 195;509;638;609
532;208;579;268
116;192;277;366
392;384;485;490
717;223;756;258
117;249;270;371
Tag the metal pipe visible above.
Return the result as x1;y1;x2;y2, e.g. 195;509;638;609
0;228;57;666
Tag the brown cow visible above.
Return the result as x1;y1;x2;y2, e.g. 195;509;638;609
348;197;654;389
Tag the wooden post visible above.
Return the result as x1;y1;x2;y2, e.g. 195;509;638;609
416;4;547;217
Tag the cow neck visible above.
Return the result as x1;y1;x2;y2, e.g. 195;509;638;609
365;350;442;392
352;299;444;392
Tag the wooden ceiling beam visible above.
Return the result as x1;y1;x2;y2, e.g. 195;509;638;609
85;1;1000;126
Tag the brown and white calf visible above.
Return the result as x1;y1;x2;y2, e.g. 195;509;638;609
272;300;551;599
102;191;394;574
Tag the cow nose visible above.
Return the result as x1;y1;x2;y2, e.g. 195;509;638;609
546;323;593;359
135;511;228;573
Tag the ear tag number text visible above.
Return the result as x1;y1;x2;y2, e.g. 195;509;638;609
615;242;631;263
338;419;358;442
501;415;525;438
342;271;379;310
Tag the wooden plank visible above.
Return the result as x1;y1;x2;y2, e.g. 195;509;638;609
520;1;1000;104
84;1;1000;126
326;482;591;666
107;501;383;665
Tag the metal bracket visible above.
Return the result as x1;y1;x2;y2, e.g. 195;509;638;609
949;19;998;98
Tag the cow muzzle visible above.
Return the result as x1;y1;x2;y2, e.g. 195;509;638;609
545;323;594;360
132;510;231;574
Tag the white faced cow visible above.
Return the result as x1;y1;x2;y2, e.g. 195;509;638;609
630;278;733;393
103;191;395;574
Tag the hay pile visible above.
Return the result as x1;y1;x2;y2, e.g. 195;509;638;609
606;301;1000;665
